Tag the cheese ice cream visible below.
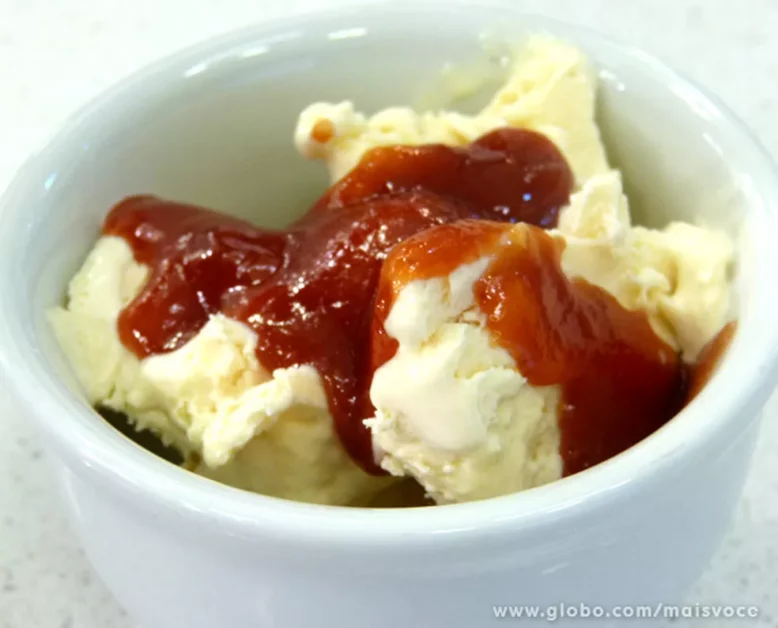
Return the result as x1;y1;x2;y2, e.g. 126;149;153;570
295;36;609;186
364;174;731;503
366;256;563;504
49;237;392;505
50;35;734;506
558;172;733;361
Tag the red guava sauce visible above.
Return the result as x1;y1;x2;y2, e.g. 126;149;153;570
373;223;731;475
103;126;733;477
105;128;573;473
685;322;737;403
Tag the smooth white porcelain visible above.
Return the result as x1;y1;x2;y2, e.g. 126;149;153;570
1;5;778;628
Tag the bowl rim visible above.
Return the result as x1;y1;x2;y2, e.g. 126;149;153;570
2;1;778;548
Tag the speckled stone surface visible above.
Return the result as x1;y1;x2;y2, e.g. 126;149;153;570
1;1;777;626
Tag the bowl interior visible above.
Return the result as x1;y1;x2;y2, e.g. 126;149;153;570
2;7;778;527
29;15;755;388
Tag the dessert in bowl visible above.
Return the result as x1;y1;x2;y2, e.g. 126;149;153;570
50;34;734;508
1;5;777;628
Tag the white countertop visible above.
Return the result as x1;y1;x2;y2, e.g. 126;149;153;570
1;1;777;626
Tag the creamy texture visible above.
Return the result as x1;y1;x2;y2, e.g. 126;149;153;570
50;237;390;506
367;259;561;504
295;36;732;501
295;36;609;185
368;174;731;502
52;35;734;506
48;238;190;450
557;172;733;360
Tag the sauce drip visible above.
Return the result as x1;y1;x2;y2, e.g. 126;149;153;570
375;222;687;475
685;322;737;402
105;128;574;473
317;128;573;227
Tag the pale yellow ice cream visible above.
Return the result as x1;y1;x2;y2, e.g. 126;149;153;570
558;172;733;361
51;35;734;506
367;258;562;504
49;237;391;506
366;174;732;503
295;36;609;185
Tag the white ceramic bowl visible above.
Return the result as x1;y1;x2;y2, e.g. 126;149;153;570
2;5;778;628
